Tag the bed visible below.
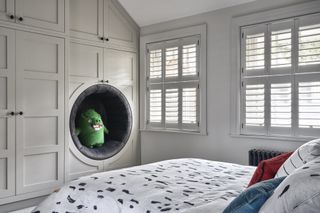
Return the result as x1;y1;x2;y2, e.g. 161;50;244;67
33;158;255;213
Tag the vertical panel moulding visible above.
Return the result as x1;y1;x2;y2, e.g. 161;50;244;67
265;24;271;135
292;18;300;136
161;46;165;128
178;41;183;129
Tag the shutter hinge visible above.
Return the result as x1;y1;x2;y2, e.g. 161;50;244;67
147;87;150;92
241;32;244;39
146;76;150;81
241;67;244;74
197;40;200;46
241;81;244;87
197;121;200;127
147;48;150;54
146;120;150;124
241;123;244;129
197;84;200;89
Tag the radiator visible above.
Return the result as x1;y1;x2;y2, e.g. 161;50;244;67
249;149;284;166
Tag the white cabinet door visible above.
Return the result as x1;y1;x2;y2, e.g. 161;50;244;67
69;0;104;42
15;31;64;194
0;0;14;22
15;0;64;32
104;49;136;86
0;27;15;199
70;41;104;81
105;0;137;49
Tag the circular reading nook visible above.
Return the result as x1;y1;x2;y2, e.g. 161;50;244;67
70;84;132;160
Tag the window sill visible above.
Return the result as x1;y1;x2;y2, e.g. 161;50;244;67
140;128;208;136
230;133;315;143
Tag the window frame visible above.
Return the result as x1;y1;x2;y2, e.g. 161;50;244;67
231;1;320;141
140;24;207;135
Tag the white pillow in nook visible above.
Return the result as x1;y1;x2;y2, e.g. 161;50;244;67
259;157;320;213
275;138;320;177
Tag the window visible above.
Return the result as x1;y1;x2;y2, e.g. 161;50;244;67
145;35;203;132
240;13;320;137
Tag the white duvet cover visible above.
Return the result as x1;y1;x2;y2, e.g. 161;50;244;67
33;158;255;213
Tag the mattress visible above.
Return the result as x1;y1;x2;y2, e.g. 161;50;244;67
33;158;255;213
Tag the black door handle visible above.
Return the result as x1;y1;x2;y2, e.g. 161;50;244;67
18;17;23;21
8;14;15;20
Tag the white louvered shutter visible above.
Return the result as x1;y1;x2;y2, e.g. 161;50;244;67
148;88;162;126
149;49;162;80
298;14;320;72
242;25;267;76
165;47;179;78
243;80;266;135
270;20;293;74
182;43;198;77
165;88;179;126
240;14;320;137
269;79;292;136
146;35;201;132
296;74;320;137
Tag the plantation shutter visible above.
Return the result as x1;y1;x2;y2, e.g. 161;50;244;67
240;13;320;137
146;35;201;132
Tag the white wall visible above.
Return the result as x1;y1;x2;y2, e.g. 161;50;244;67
140;0;317;165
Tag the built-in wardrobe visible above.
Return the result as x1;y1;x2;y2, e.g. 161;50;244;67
0;0;139;207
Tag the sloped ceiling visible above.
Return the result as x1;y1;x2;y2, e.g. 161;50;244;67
118;0;256;26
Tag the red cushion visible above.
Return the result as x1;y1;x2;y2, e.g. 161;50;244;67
248;152;293;187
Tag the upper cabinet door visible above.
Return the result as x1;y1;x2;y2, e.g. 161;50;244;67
105;0;137;49
15;0;64;32
0;0;14;22
104;49;136;86
0;27;15;199
69;0;104;42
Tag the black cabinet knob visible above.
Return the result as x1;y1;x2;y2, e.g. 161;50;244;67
18;111;23;115
105;80;109;83
105;38;109;41
9;14;15;20
10;112;15;116
99;37;104;41
18;17;23;21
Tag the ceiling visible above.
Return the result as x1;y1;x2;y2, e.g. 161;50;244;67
118;0;256;27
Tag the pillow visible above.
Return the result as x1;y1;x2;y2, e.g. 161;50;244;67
223;177;285;213
259;157;320;213
248;152;292;187
276;138;320;177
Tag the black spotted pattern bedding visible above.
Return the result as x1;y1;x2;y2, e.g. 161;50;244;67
33;158;255;213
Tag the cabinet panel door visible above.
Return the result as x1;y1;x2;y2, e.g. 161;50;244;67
70;42;103;80
0;27;15;199
69;0;104;42
15;0;64;32
105;0;137;49
0;0;14;22
104;49;136;86
15;31;64;194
